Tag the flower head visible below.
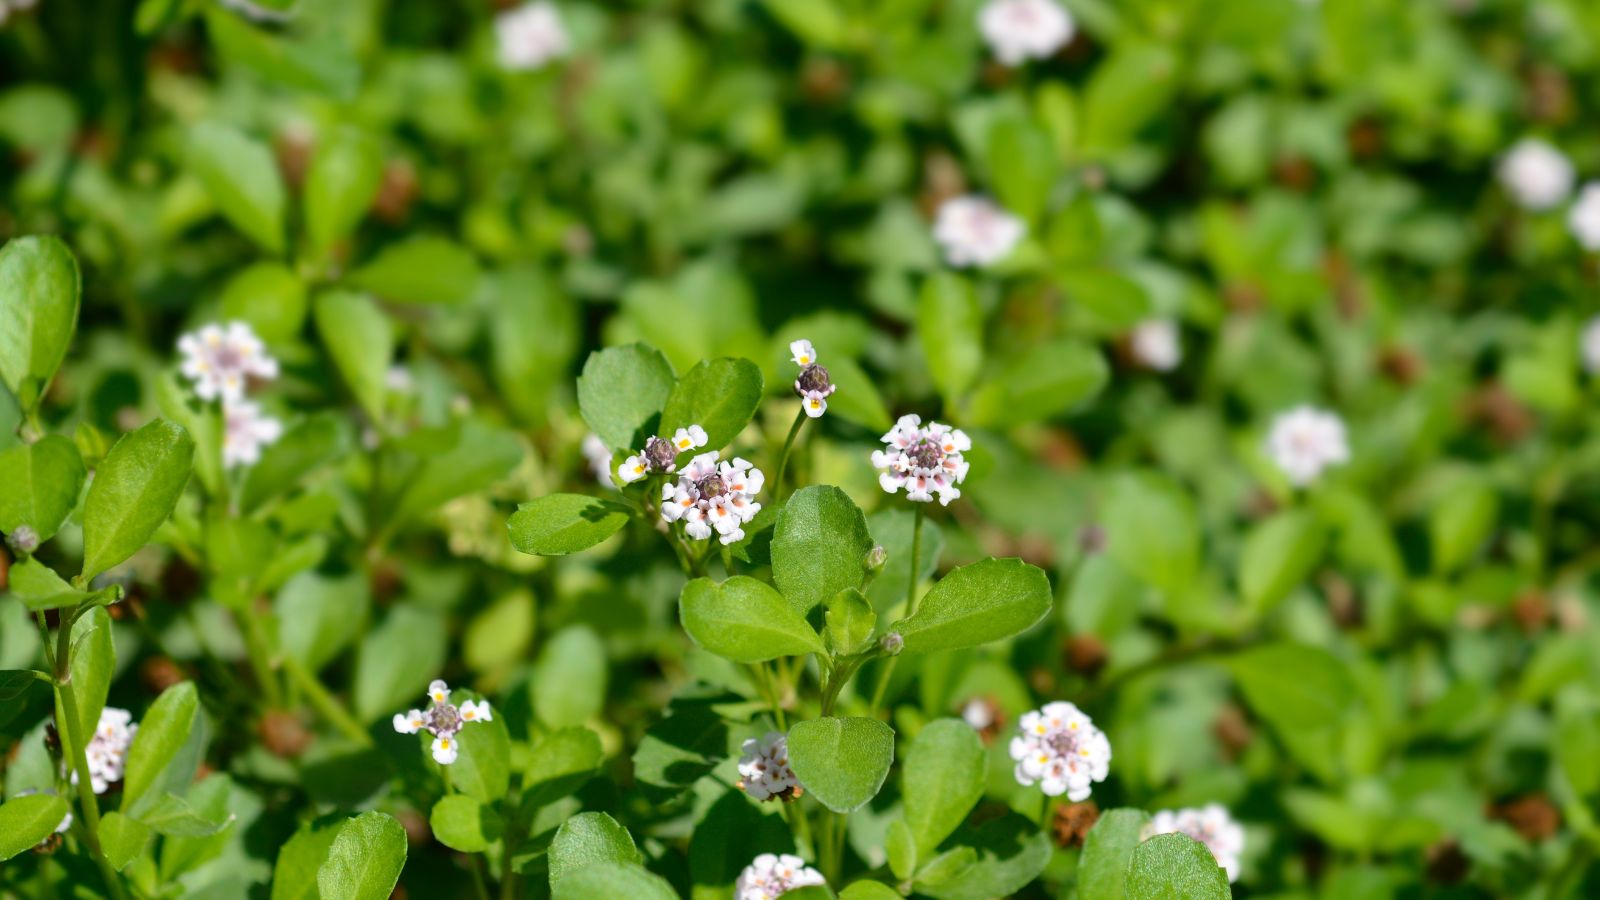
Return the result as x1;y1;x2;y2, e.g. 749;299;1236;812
660;453;764;545
1129;319;1182;372
933;196;1025;268
737;731;802;802
871;414;971;505
1570;182;1600;250
617;425;709;484
735;853;826;900
582;433;613;485
7;524;40;556
71;707;137;794
1008;701;1111;801
392;679;493;765
222;399;283;469
1142;804;1245;883
1499;138;1574;211
789;339;836;419
1265;405;1349;487
978;0;1074;67
496;1;569;71
177;321;278;402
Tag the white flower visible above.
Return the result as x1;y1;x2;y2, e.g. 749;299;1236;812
790;340;817;367
1142;804;1246;883
70;707;137;795
660;452;764;545
1008;701;1111;801
582;433;613;486
977;0;1074;67
496;1;569;71
1570;182;1600;250
1129;319;1182;372
392;679;491;766
871;414;971;506
737;732;801;802
933;196;1026;268
735;853;826;900
1582;317;1600;374
1265;405;1349;487
221;399;283;469
177;321;278;402
618;427;709;483
790;339;836;419
1499;138;1574;211
962;698;995;731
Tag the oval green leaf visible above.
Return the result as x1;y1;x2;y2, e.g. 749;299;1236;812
903;719;985;857
680;576;827;663
188;121;286;254
508;493;633;556
430;794;503;853
348;236;481;306
786;716;894;813
80;418;194;582
316;811;408;900
1125;832;1232;899
658;356;763;453
771;485;873;616
550;812;642;882
0;235;80;412
0;434;84;542
0;792;69;861
576;343;676;452
890;558;1051;655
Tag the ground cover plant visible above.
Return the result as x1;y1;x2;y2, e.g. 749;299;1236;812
5;0;1600;898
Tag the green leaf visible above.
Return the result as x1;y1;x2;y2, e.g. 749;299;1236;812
631;691;730;796
80;418;194;582
275;570;370;672
305;127;383;255
658;357;764;453
549;812;642;882
121;681;198;815
786;716;894;813
1125;833;1232;899
465;589;535;673
825;587;876;656
98;811;151;871
272;819;345;900
1239;510;1325;615
771;485;873;616
8;555;92;611
968;340;1108;428
551;862;677;900
219;261;308;344
430;794;503;853
1101;471;1199;596
987;117;1057;225
451;710;512;804
576;344;676;451
0;792;68;861
1227;643;1354;734
313;290;393;424
187;121;286;254
839;882;903;900
533;626;607;729
523;726;603;809
903;720;984;858
316;811;407;900
386;420;522;528
917;847;978;888
63;608;113;760
679;576;827;663
347;236;481;306
918;812;1052;900
918;274;984;405
1078;808;1151;900
1429;478;1498;575
489;267;579;425
353;606;448;723
1056;268;1151;330
0;669;43;704
508;494;633;556
135;790;233;837
890;558;1051;655
888;818;917;881
0;235;80;411
823;356;892;431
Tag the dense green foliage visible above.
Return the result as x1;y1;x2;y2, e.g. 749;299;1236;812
5;0;1600;898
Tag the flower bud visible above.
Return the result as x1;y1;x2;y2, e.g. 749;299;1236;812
644;436;678;472
864;545;887;573
6;525;39;556
795;363;832;396
879;632;904;656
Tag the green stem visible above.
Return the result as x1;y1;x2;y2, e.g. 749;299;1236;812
469;852;492;900
55;677;126;900
33;611;57;674
236;608;283;708
281;654;373;747
771;408;808;500
868;506;924;715
754;662;786;730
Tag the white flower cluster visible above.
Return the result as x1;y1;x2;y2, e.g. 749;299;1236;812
871;414;972;505
661;452;764;545
393;679;493;765
1008;701;1111;801
1499;138;1573;211
73;707;137;795
933;196;1026;268
1129;319;1182;372
1142;804;1246;883
496;1;570;71
735;853;826;900
618;426;708;484
789;339;835;418
977;0;1074;67
177;321;283;469
736;731;801;802
1265;405;1349;487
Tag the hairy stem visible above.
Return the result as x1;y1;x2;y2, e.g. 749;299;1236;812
771;408;808;500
